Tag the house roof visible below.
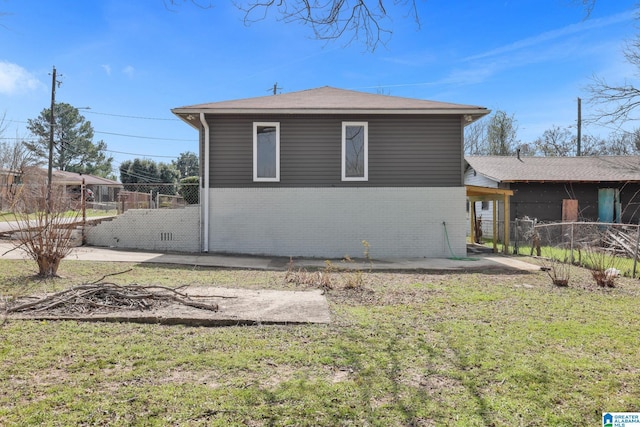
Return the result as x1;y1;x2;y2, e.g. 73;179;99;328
23;167;122;186
465;155;640;183
51;170;121;186
172;86;489;128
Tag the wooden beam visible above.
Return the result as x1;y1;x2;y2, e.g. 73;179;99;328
470;200;476;244
492;199;497;253
503;192;510;254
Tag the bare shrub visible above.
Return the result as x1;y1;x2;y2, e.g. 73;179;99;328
284;258;334;289
583;246;621;288
540;256;571;287
8;184;80;277
284;241;372;290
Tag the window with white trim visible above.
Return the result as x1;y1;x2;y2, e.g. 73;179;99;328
253;122;280;182
342;122;368;181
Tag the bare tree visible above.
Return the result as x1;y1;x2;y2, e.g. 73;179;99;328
464;119;487;155
486;110;519;155
0;114;39;209
239;0;419;50
604;130;639;154
165;1;595;51
588;19;640;125
533;125;574;156
8;183;81;277
0;137;38;210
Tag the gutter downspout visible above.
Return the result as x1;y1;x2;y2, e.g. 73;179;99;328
199;113;210;252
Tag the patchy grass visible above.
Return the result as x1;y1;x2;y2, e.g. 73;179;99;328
1;259;640;425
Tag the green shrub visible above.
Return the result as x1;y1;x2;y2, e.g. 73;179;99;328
178;176;199;204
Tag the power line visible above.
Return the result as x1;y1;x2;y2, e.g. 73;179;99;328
84;110;180;121
94;130;195;142
5;119;194;142
105;149;177;158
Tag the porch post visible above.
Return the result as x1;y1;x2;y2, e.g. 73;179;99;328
503;193;510;254
492;199;497;253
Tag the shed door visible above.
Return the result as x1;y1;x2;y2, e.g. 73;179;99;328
598;188;621;223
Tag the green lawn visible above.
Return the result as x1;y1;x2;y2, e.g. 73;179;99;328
1;258;639;426
488;241;638;278
0;210;117;222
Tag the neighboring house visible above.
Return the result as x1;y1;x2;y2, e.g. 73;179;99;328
50;170;122;204
20;167;122;204
465;155;640;224
0;168;23;210
172;86;489;258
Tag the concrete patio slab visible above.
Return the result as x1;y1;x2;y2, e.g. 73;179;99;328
7;286;331;326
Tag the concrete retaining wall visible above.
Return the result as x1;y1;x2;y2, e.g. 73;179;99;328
87;206;200;252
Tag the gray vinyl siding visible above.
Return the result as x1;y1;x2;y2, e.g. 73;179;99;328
206;114;463;187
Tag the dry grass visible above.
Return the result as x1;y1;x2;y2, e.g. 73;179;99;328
1;258;639;426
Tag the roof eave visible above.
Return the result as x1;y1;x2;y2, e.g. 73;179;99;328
172;107;489;116
171;109;201;130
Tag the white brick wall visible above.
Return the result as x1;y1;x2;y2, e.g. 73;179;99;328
208;187;467;258
87;206;200;252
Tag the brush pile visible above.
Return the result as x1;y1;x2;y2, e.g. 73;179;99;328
3;283;219;315
601;226;639;259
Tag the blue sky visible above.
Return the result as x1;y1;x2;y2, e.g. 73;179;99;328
1;0;638;177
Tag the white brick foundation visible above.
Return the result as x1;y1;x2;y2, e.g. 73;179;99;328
87;206;200;252
208;187;466;258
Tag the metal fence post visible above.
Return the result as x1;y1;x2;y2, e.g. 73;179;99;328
633;223;640;278
570;222;574;264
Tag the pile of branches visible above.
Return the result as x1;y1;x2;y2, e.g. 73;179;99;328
3;283;219;315
601;226;639;259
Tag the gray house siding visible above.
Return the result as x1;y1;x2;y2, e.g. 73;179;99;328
206;114;463;187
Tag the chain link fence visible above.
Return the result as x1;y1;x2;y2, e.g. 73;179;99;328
518;221;640;277
473;217;538;255
1;182;200;214
116;183;199;213
474;218;640;276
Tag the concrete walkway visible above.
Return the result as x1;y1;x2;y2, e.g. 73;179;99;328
1;242;540;326
0;241;541;272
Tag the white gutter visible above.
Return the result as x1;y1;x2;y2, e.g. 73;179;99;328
199;113;210;252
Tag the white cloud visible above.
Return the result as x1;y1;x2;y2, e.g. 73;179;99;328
434;10;637;88
463;10;634;63
101;64;112;75
122;65;135;78
0;61;42;95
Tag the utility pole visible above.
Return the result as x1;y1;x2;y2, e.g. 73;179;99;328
577;97;582;156
46;66;57;213
269;82;282;95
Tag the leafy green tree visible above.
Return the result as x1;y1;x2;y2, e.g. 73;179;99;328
25;103;113;177
120;158;180;194
173;151;199;179
178;176;199;204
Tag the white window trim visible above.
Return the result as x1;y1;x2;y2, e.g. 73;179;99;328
341;121;368;182
253;122;280;182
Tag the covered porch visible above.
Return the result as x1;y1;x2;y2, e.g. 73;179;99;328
466;185;514;254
